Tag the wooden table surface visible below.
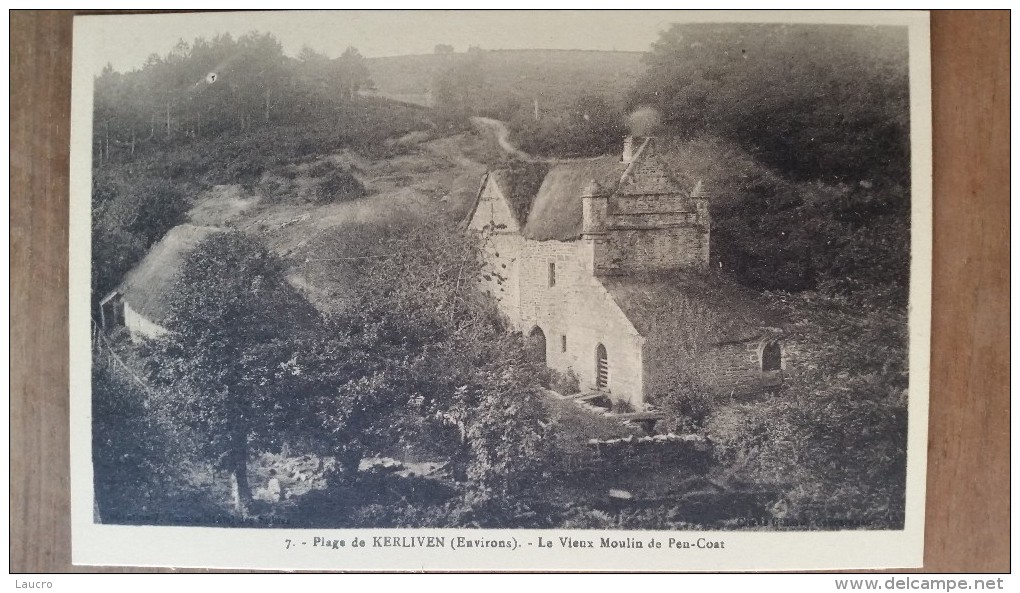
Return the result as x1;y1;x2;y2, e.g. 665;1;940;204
10;10;1010;573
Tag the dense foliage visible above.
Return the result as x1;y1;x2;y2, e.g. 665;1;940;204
657;136;910;302
708;292;909;528
91;26;913;530
630;23;910;184
507;94;627;157
142;232;321;515
320;222;552;499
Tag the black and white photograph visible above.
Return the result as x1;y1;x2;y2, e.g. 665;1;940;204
69;9;932;570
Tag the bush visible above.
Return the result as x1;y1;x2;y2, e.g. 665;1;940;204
255;176;292;204
611;399;635;414
648;365;715;433
539;367;580;395
705;291;908;529
314;169;366;204
306;160;334;178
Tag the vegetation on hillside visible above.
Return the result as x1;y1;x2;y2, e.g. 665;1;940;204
92;26;914;530
91;33;429;301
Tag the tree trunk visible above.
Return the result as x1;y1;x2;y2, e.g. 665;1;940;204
130;129;135;156
264;87;271;123
165;100;171;139
228;439;252;518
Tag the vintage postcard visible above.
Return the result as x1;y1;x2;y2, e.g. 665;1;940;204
69;10;933;570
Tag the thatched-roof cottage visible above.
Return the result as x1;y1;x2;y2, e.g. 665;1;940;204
465;137;786;410
99;224;224;339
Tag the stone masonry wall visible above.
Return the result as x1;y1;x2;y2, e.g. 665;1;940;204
470;177;525;326
642;324;788;402
588;194;710;274
517;239;646;409
596;226;709;274
695;342;765;399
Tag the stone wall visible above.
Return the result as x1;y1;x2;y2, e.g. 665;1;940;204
478;232;524;326
643;329;790;401
468;176;520;234
516;239;646;409
585;194;710;274
696;342;766;399
471;176;525;326
596;226;709;274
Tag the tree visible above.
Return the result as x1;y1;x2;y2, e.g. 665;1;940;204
434;44;455;54
630;23;910;183
334;46;373;103
568;94;626;155
148;231;321;517
432;54;486;129
310;222;551;500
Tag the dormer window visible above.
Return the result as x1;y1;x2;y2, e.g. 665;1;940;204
548;262;556;287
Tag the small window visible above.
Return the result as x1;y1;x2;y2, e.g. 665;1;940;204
561;335;567;352
548;262;556;287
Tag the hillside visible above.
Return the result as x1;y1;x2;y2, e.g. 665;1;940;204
366;49;646;111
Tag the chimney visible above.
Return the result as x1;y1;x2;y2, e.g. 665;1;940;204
581;179;608;236
622;136;635;163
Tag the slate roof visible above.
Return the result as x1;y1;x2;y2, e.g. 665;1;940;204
117;224;224;324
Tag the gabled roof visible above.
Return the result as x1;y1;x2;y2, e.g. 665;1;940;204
617;161;685;196
468;138;693;242
489;162;550;226
600;271;781;345
117;224;224;324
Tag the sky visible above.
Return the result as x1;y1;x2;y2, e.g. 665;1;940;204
77;10;688;73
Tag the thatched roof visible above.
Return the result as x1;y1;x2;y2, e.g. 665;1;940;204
489;162;551;226
521;156;626;241
118;224;224;324
600;271;781;345
467;138;696;241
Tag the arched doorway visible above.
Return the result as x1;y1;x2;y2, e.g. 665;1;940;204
527;326;547;365
595;343;609;390
761;341;783;388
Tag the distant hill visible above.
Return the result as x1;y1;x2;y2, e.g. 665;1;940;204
365;49;647;112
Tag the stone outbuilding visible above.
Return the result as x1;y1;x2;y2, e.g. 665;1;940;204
465;137;787;410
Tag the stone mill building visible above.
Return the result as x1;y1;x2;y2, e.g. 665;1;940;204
465;136;787;410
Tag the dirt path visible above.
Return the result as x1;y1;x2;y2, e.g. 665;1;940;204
470;116;548;162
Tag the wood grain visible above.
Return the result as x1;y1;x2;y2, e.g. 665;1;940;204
926;11;1010;573
9;10;1009;573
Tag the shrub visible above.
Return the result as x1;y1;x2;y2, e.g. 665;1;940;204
314;169;366;204
306;160;334;178
650;369;714;433
255;176;292;204
611;399;636;414
540;367;580;395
